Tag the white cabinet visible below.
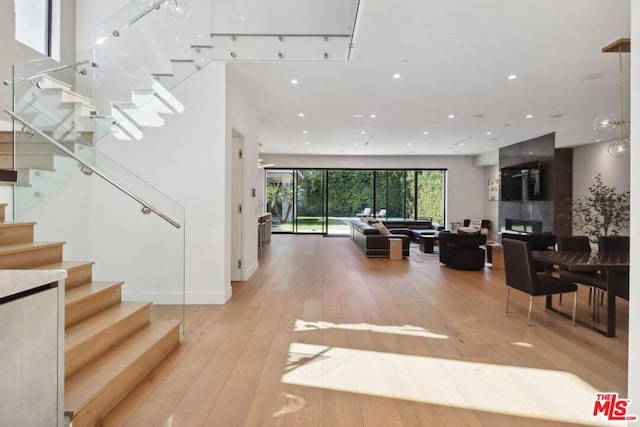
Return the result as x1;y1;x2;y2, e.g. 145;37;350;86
0;271;66;427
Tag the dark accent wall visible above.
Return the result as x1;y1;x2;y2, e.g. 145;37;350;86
498;133;573;236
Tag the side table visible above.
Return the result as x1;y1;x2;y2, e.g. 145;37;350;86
486;242;504;269
389;238;403;261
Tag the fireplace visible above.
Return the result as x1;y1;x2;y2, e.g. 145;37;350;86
505;218;543;234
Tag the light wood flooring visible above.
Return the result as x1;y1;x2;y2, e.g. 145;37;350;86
103;235;628;426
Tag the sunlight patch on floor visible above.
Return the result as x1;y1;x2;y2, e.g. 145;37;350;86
294;319;449;339
282;343;625;426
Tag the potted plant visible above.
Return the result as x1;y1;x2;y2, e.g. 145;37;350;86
572;174;630;243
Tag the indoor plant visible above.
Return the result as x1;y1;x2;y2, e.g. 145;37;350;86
572;174;630;243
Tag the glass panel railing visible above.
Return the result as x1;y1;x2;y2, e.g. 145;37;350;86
5;107;185;328
210;0;361;62
92;0;213;146
9;50;114;147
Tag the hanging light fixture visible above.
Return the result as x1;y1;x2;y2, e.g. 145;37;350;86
166;0;190;19
593;38;631;157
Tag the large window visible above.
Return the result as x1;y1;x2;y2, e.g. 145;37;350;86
15;0;53;56
265;168;446;235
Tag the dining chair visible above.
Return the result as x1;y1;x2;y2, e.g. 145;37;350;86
598;235;630;300
598;235;629;252
503;239;577;326
557;236;606;316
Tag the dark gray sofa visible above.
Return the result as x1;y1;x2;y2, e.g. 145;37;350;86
382;220;442;241
348;220;410;257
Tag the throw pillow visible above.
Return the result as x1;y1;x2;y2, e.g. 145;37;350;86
371;221;391;235
458;226;480;235
469;218;482;229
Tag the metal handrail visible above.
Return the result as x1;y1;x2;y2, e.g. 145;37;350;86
3;60;94;86
3;109;182;229
97;0;168;44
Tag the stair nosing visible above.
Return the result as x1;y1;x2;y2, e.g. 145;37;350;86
0;241;65;255
65;281;124;306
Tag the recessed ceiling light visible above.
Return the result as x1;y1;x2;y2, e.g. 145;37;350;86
508;74;517;80
369;113;376;118
407;143;412;146
360;131;366;135
392;73;401;79
355;142;360;146
298;113;305;117
448;114;455;119
302;130;308;134
549;113;564;119
459;142;464;146
472;113;485;118
423;131;429;135
486;131;492;135
352;113;364;118
400;59;408;64
305;142;310;145
528;151;534;155
526;114;533;119
290;79;298;85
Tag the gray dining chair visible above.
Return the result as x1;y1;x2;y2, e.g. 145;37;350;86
503;239;578;326
557;236;606;317
598;235;629;252
598;235;630;300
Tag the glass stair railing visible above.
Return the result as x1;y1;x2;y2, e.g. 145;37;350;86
5;106;185;325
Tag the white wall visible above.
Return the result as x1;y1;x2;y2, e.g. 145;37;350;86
628;0;639;414
262;154;486;227
572;141;631;197
96;63;230;304
226;68;261;281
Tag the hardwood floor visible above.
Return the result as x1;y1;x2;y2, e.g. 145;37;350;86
103;235;628;426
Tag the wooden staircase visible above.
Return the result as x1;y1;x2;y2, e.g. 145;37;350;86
0;203;181;426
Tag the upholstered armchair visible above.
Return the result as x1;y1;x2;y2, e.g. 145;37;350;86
438;231;487;270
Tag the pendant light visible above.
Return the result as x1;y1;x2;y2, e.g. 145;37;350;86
593;38;631;157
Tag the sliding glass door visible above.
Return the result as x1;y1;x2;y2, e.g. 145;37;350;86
326;170;374;235
266;169;294;232
295;169;326;234
266;168;446;234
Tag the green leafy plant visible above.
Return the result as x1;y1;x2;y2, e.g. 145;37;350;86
572;174;630;243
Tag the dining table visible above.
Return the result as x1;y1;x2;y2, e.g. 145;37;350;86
531;250;629;337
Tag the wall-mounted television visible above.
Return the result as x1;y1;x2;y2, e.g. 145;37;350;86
500;162;543;201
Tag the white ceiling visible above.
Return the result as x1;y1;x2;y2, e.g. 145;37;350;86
228;0;631;157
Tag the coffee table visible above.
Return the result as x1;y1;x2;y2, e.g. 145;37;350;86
419;235;438;253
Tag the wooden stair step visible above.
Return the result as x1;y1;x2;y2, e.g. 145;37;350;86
34;261;94;289
0;221;36;245
0;241;64;269
65;301;152;379
65;281;124;328
65;320;181;427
